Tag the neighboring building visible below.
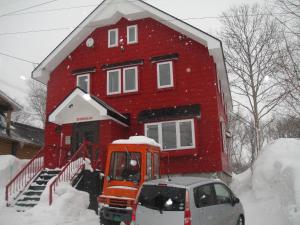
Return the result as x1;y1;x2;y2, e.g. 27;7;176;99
32;0;232;180
0;90;44;159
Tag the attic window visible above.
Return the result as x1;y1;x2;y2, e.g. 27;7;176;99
127;25;138;44
108;28;118;48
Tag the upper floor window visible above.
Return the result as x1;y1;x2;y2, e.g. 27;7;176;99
123;67;138;93
107;66;138;95
107;69;121;95
157;61;174;89
108;28;118;47
145;119;195;150
76;74;90;93
127;25;138;44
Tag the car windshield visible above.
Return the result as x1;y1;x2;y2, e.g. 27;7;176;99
138;185;186;212
109;151;141;182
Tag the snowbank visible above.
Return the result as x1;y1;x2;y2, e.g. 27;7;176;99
232;138;300;225
0;155;27;208
0;183;98;225
113;135;162;148
0;155;28;187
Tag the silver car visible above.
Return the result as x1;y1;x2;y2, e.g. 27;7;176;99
133;177;244;225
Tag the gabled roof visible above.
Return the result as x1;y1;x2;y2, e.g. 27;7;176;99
0;89;22;112
32;0;232;108
48;88;129;126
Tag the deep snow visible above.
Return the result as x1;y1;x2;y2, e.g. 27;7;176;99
0;138;299;225
232;138;300;225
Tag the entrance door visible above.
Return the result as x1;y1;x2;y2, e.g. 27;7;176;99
72;121;99;155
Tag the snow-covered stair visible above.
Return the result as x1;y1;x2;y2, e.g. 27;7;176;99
13;170;60;211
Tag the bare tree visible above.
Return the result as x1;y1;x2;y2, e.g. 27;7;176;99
270;0;300;115
27;79;47;126
220;4;287;166
229;112;252;173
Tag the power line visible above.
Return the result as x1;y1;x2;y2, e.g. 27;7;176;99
0;0;60;18
1;11;299;37
3;4;97;17
0;51;38;64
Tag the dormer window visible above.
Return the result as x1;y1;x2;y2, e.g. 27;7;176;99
157;61;174;89
108;28;118;48
76;74;90;93
127;25;138;44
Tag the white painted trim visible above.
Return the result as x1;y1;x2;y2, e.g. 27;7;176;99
127;24;138;44
108;28;118;48
107;69;121;95
156;61;174;89
123;66;138;93
144;118;195;151
76;73;90;93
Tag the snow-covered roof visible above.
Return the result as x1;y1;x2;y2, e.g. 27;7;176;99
48;88;129;126
112;136;161;148
32;0;232;108
0;89;22;112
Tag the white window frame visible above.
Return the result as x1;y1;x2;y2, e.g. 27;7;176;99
144;119;195;151
123;66;138;93
76;73;90;93
127;25;138;44
107;69;121;95
157;61;174;89
108;28;118;48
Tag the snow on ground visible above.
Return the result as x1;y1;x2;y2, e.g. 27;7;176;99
0;155;27;208
232;138;300;225
0;155;98;225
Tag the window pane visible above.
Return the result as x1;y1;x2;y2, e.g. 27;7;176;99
124;68;136;91
109;30;117;46
109;152;141;182
194;185;215;208
153;153;159;179
138;185;185;211
77;75;88;92
214;184;232;205
146;125;159;143
162;122;177;149
180;121;193;147
128;26;136;43
159;63;171;87
108;71;119;93
146;152;152;179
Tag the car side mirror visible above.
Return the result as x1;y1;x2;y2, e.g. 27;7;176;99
232;196;240;206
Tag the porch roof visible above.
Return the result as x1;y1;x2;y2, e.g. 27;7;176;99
48;88;129;126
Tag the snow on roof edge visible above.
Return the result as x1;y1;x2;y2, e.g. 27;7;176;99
112;136;162;148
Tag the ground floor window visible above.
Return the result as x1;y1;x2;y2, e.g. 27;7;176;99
145;119;195;150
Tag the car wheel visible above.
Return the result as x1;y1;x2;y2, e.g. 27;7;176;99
237;215;244;225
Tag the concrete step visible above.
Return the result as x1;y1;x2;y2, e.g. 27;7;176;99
23;191;43;196
17;196;40;202
28;185;46;191
15;202;37;208
33;180;48;185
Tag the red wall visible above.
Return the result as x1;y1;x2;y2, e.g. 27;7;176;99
45;17;229;174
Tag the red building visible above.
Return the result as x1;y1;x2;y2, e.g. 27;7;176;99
32;0;232;181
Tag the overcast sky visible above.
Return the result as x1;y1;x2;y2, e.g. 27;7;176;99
0;0;260;106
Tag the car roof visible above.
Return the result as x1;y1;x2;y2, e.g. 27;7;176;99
143;176;221;188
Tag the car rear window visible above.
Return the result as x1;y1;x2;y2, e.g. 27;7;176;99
138;185;186;211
